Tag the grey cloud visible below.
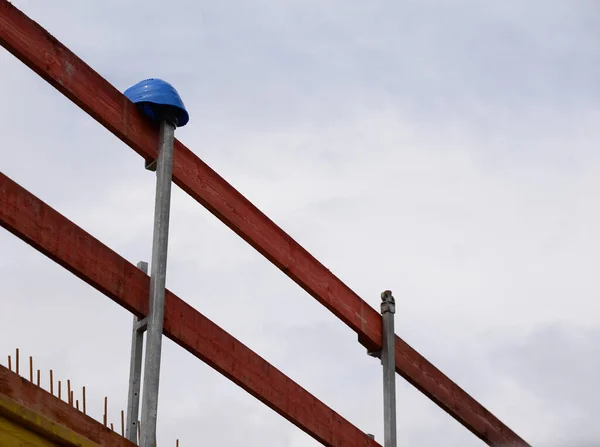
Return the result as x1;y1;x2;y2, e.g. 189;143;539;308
492;324;600;420
2;0;600;446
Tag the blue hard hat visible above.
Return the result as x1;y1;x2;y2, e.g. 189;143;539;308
124;78;189;127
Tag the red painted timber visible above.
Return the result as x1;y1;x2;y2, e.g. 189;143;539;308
0;366;132;447
0;2;528;445
0;173;380;447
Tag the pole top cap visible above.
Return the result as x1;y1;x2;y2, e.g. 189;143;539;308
380;290;395;314
124;78;189;127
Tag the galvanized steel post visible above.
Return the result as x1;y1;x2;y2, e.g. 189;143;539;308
123;78;188;447
381;290;397;447
140;118;176;447
126;261;148;443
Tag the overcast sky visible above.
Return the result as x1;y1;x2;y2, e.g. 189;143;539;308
1;1;599;446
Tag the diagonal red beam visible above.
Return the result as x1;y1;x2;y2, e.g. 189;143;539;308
0;173;379;447
0;3;528;445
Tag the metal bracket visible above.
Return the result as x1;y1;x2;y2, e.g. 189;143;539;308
137;260;149;273
358;320;382;362
144;158;158;172
134;317;148;333
367;348;382;363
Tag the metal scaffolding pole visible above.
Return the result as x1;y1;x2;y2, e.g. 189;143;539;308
140;118;176;447
126;261;148;443
381;290;397;447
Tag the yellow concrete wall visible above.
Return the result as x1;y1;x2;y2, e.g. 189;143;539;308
0;394;100;447
0;413;62;447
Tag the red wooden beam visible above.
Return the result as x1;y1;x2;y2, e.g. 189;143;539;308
0;173;379;447
0;366;133;447
0;3;528;445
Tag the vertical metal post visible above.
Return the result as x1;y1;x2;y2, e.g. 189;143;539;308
140;119;176;447
381;290;397;447
126;261;148;443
